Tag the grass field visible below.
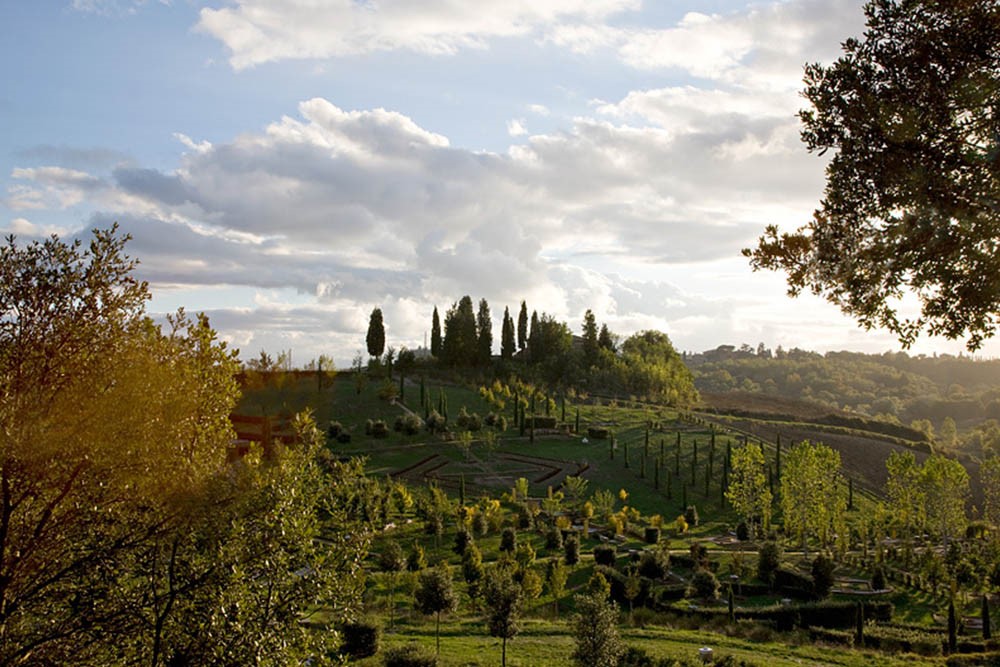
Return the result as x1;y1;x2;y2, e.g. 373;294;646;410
238;371;985;666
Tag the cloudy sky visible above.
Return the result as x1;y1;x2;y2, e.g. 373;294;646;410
3;0;992;365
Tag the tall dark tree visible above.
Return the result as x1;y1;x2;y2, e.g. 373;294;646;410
528;310;540;361
517;300;528;351
476;298;493;365
442;296;478;366
582;309;599;366
501;306;516;361
430;306;442;358
366;307;385;359
597;323;616;352
745;0;1000;351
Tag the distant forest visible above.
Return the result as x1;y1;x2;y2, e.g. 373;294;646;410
687;345;1000;458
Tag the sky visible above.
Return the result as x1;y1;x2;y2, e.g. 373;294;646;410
3;0;996;366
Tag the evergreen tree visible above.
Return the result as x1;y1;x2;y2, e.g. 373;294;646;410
431;306;442;357
476;298;493;365
366;307;386;359
598;323;615;351
517;300;528;351
501;306;516;360
442;296;478;366
582;309;599;366
528;310;540;361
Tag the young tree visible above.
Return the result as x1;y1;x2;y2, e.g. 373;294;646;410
501;306;516;360
886;450;926;541
982;456;1000;529
367;307;386;359
745;0;1000;351
414;564;458;656
482;566;523;667
517;300;528;350
726;441;772;538
431;306;442;357
571;591;624;667
923;454;970;545
476;298;493;365
380;540;407;629
545;558;568;618
781;440;844;556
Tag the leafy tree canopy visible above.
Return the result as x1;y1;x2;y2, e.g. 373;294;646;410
745;0;1000;351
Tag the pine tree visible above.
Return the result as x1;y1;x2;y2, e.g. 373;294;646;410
582;309;599;365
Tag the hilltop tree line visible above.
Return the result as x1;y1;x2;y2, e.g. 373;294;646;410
689;344;1000;456
409;296;697;406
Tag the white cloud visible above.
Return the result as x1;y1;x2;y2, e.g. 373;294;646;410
197;0;640;69
507;118;528;137
528;104;551;116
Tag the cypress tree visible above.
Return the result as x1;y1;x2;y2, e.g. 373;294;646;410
728;584;735;623
983;595;992;640
704;461;710;497
948;599;957;653
667;470;672;499
654;458;660;489
855;602;864;646
517;300;528;351
460;474;466;507
659;438;664;461
431;306;442;357
420;376;426;406
575;407;580;434
624;439;629;468
561;395;566;422
675;432;681;475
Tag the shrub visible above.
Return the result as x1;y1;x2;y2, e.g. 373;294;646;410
757;542;782;587
425;410;446;434
526;415;557;429
407;543;427;572
455;407;482;432
564;534;580;566
684;505;699;527
328;421;344;438
337;432;352;444
341;619;380;659
365;419;374;435
688;568;720;600
594;544;617;567
736;521;750;541
383;643;437;667
453;528;472;556
378;379;399;401
637;549;669;581
493;414;508;431
588;426;610;440
689;542;708;568
811;554;836;599
371;420;390;438
516;503;535;530
546;526;564;551
500;527;517;553
643;526;661;544
871;566;887;591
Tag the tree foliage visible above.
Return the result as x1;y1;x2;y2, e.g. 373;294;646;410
571;591;623;667
501;306;516;361
476;298;493;365
442;296;478;367
745;0;1000;350
0;227;369;665
431;306;442;358
726;441;772;538
780;440;845;554
367;307;386;359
